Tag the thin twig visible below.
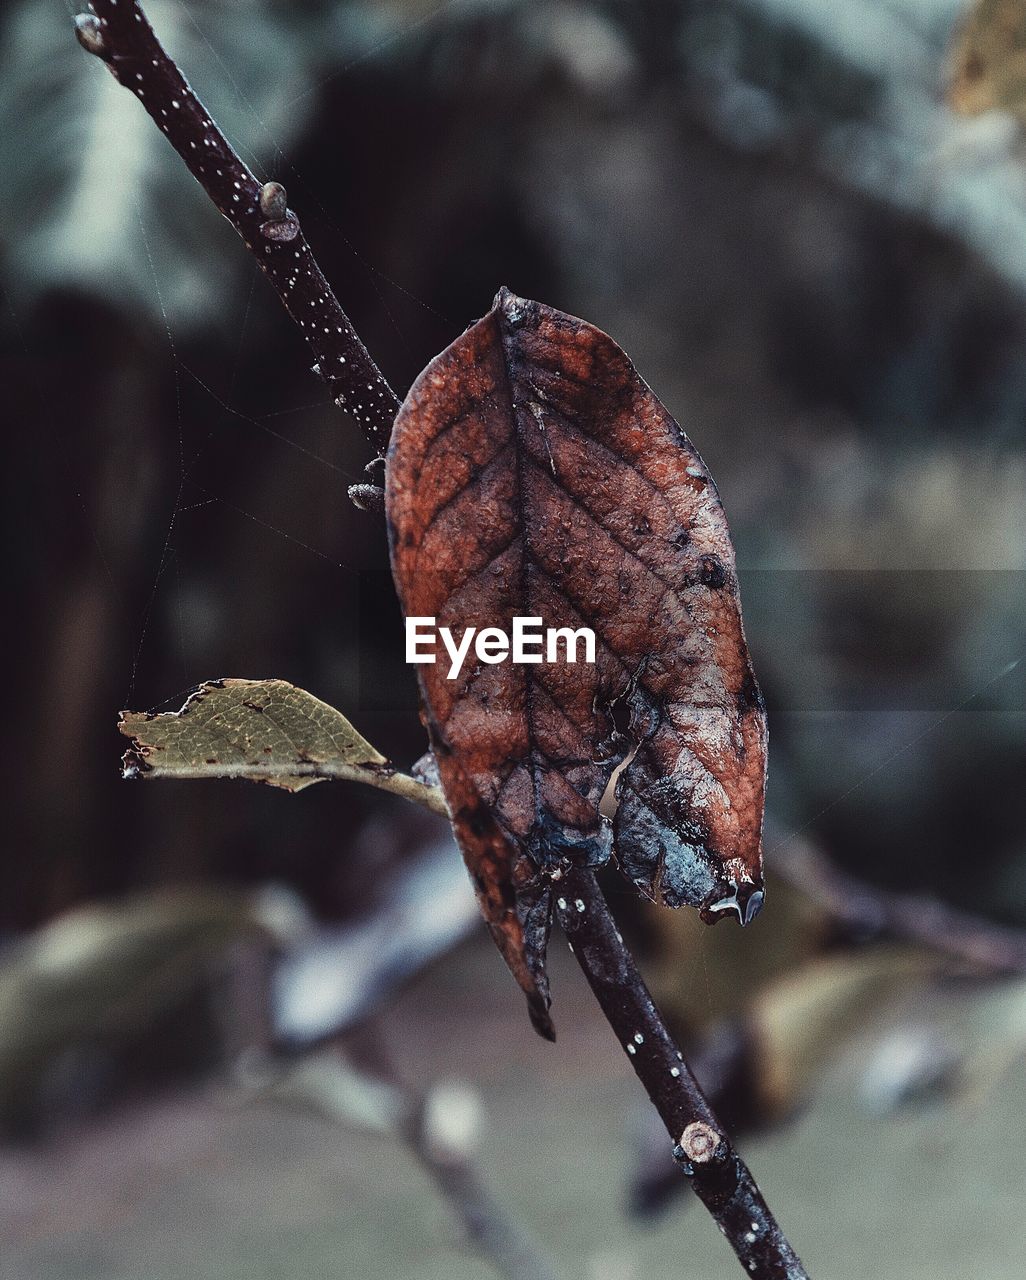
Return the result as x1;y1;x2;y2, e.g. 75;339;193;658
76;1;400;453
262;1039;560;1280
125;755;450;815
399;1086;560;1280
557;869;809;1280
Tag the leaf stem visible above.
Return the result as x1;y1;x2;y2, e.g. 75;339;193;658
557;868;810;1280
127;755;450;815
78;1;400;452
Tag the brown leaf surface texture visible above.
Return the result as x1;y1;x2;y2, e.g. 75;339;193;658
387;289;767;1024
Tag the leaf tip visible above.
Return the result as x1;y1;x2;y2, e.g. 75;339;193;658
527;993;556;1042
700;880;765;928
74;13;107;59
492;285;534;328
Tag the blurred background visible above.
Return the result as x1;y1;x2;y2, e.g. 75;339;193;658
2;0;1026;1276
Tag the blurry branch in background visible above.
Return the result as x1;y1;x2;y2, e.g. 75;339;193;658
0;875;560;1280
262;1040;559;1280
75;0;399;453
771;827;1026;975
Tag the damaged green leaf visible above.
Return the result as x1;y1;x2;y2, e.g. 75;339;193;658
119;678;447;813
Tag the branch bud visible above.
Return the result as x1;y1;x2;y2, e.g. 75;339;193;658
259;181;288;220
348;483;385;512
74;13;106;58
259;214;300;243
679;1121;724;1164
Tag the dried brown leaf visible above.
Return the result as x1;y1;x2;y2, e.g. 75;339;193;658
386;290;767;1022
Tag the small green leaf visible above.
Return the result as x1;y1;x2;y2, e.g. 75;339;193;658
119;678;447;812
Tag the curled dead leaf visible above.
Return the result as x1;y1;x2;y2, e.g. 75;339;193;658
386;289;767;1023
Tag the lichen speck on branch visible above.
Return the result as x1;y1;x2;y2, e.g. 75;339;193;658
75;2;400;453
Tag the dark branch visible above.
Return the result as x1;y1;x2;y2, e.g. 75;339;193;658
76;3;400;454
558;870;809;1280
